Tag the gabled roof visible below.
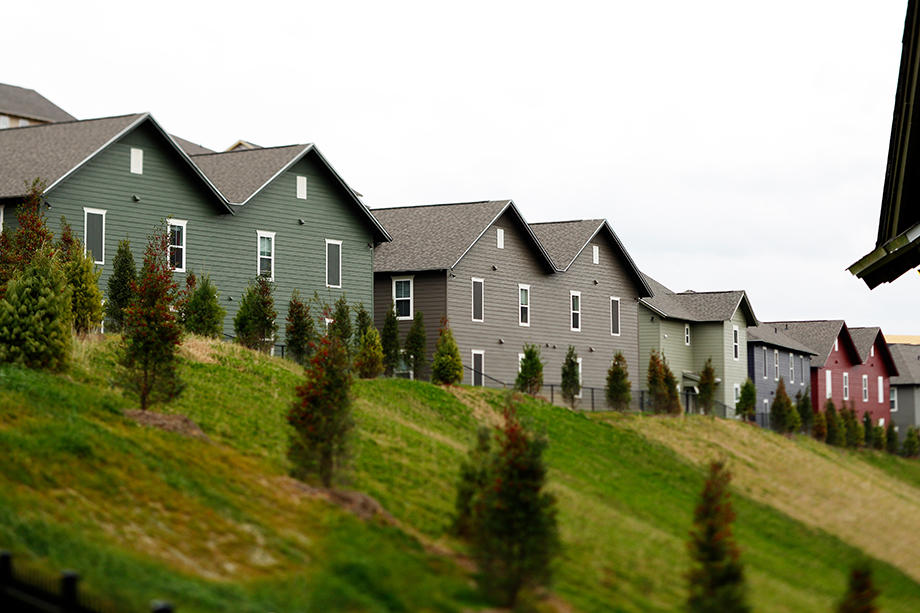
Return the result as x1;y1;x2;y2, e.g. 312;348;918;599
372;200;554;273
640;274;758;324
890;343;920;385
529;219;652;297
171;134;214;156
0;83;76;123
765;320;860;366
747;325;817;355
849;326;899;375
225;139;261;151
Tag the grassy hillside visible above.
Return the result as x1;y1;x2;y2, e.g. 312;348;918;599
2;336;920;612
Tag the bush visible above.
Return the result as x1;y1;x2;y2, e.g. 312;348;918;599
431;320;462;385
234;276;277;352
285;290;316;365
381;305;400;377
737;379;756;422
561;346;581;409
771;378;795;433
0;251;72;371
105;239;137;332
118;229;183;410
63;238;103;335
698;358;716;415
843;408;863;449
686;460;749;613
902;427;920;458
183;274;225;337
287;334;353;487
354;327;384;379
328;295;352;352
516;344;544;395
862;411;874;447
648;350;680;414
0;179;54;298
605;351;631;411
812;410;827;442
837;561;880;613
450;425;492;539
404;311;426;380
825;400;842;447
871;425;885;450
353;303;372;353
886;421;899;455
796;388;813;433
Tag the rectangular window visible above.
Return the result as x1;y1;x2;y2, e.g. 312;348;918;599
472;278;484;322
296;175;308;199
0;115;9;129
878;376;884;403
592;244;599;264
862;374;869;402
879;417;885;427
870;345;875;358
734;383;741;403
826;370;832;398
570;291;581;332
392;276;413;320
834;338;839;352
843;372;849;401
130;147;143;174
610;297;621;336
471;350;484;386
496;228;504;249
774;349;779;381
518;353;525;372
519;284;530;326
257;230;275;279
789;353;794;383
326;239;342;288
762;347;767;378
575;357;583;398
83;207;106;265
891;387;898;412
732;326;739;360
168;219;187;272
684;324;690;345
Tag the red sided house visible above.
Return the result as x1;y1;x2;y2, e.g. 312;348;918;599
847;327;899;426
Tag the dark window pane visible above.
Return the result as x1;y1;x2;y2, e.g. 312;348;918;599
396;299;411;318
327;242;341;286
170;246;183;269
572;312;580;330
260;256;272;277
473;353;483;386
520;306;528;324
86;212;103;263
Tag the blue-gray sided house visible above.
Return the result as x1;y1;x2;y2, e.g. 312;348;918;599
889;342;920;439
746;325;815;426
0;113;390;339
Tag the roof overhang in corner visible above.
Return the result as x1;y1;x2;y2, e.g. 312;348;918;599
849;222;920;288
734;292;759;327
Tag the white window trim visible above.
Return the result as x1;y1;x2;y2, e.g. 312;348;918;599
762;346;767;378
518;283;530;327
130;147;143;175
83;207;107;265
575;357;583;398
570;290;581;332
392;276;414;321
610;296;621;336
325;238;342;288
684;323;690;346
862;374;869;403
496;228;504;249
592;244;599;265
879;417;886;427
789;352;795;384
471;277;484;323
296;175;308;200
870;345;875;358
843;372;849;401
774;349;779;381
878;376;884;404
257;230;275;280
891;387;899;412
834;338;839;352
167;218;188;272
732;325;740;360
471;350;485;386
826;370;832;399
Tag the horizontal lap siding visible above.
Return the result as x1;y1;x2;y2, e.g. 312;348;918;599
749;343;812;414
637;304;661;388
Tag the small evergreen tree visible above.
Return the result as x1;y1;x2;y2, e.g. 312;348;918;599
352;303;373;353
515;343;544;395
287;334;353;487
451;425;492;539
663;360;682;415
825;400;841;447
285;290;316;364
698;358;717;415
64;238;103;335
119;229;183;410
354;327;385;379
0;252;72;371
737;379;756;422
862;411;874;448
381;305;400;376
795;388;813;433
431;319;463;385
837;561;880;613
233;276;277;352
648;351;681;415
105;239;137;333
902;427;920;458
843;408;863;449
561;345;581;409
686;460;750;613
872;425;885;450
886;421;899;454
404;311;426;380
183;274;225;337
813;410;828;442
605;351;631;411
328;295;352;352
0;179;54;298
771;378;794;433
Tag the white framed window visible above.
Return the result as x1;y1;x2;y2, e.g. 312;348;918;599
130;147;143;174
471;350;484;386
610;297;621;336
392;276;413;320
18;118;28;127
826;369;832;398
83;207;106;265
518;353;525;372
870;345;875;358
733;383;741;403
592;244;599;264
732;326;740;360
843;372;849;401
789;353;794;383
762;347;767;378
257;230;275;279
834;338;839;352
774;349;779;381
862;374;869;402
325;239;342;288
570;291;581;332
891;387;898;412
496;228;504;249
472;278;484;322
519;284;530;327
296;175;308;200
878;376;884;403
575;357;583;399
168;219;187;272
684;323;690;345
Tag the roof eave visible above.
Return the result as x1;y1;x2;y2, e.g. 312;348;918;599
849;222;920;288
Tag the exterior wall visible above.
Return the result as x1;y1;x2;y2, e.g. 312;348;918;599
849;337;894;426
891;384;920;438
810;332;859;414
637;303;661;387
748;342;812;418
41;121;376;341
373;270;447;380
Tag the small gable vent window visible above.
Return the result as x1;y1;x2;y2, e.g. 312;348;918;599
326;239;342;288
257;230;275;280
592;245;599;264
393;277;413;320
296;175;308;200
83;207;106;265
130;148;143;175
496;228;504;249
870;345;875;358
168;219;187;272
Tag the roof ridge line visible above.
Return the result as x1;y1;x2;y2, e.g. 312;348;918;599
0;112;144;132
191;143;310;157
372;200;504;211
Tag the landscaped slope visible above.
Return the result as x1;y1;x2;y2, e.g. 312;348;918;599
2;336;920;612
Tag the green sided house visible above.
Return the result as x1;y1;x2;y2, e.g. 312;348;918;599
0;113;390;340
638;275;759;415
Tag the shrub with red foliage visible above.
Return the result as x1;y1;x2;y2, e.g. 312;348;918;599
0;179;54;298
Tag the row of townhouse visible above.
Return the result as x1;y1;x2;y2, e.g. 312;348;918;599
0;83;913;434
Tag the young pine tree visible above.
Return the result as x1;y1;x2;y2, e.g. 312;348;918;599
404;311;426;380
183;274;225;337
352;303;373;353
451;425;492;539
431;319;463;385
837;561;880;613
796;388;813;433
561;345;581;409
648;350;680;414
381;305;400;377
234;276;277;352
105;239;137;333
872;425;885;450
770;378;793;433
63;238;103;335
663;359;682;415
605;351;631;411
119;229;183;411
825;400;842;447
886;421;899;455
698;357;717;415
687;460;750;613
862;411;874;448
844;408;863;449
354;327;385;379
285;290;316;365
737;379;757;422
515;343;544;395
328;295;352;352
287;334;353;487
0;179;54;298
902;427;920;458
812;410;828;443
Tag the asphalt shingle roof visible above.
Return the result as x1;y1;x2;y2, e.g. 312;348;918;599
764;320;848;365
191;145;308;204
890;343;920;385
0;114;145;199
747;325;817;355
171;134;214;156
529;219;604;269
848;326;882;361
640;274;753;323
0;83;76;123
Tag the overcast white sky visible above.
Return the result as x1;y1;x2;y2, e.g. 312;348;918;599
5;0;916;333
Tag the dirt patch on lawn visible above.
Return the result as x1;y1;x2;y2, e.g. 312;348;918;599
180;336;219;364
125;410;211;442
447;387;503;427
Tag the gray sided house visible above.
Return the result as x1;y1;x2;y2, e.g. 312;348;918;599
889;343;920;438
746;325;815;424
372;201;651;397
0;113;389;340
638;275;759;414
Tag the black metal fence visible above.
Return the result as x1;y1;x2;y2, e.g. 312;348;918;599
0;551;172;613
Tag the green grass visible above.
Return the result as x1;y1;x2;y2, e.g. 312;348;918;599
3;336;920;612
